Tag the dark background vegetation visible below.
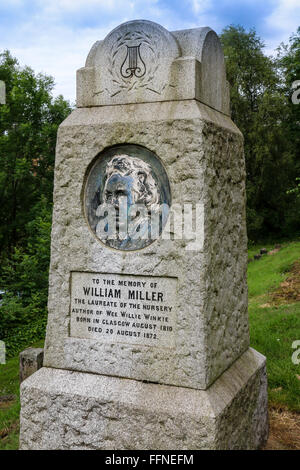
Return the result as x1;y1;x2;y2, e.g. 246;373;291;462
0;25;299;354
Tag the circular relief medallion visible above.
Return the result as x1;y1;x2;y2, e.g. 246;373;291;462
84;144;171;251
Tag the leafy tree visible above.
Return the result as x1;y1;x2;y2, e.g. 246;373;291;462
277;26;300;99
0;50;71;255
0;51;71;342
220;26;300;240
0;197;51;339
277;27;300;206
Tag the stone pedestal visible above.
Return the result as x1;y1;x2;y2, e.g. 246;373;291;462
19;348;44;383
20;349;268;450
19;19;268;450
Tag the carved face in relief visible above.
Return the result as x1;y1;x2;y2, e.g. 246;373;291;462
84;144;171;251
103;155;160;209
98;155;160;249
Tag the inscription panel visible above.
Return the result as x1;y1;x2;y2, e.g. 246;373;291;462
70;272;177;348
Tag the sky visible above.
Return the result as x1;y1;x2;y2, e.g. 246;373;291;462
0;0;299;103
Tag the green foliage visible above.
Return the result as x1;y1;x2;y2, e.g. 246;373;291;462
0;197;51;345
0;50;71;347
220;26;300;240
277;28;300;217
3;317;47;358
276;27;300;138
287;177;300;198
0;50;71;254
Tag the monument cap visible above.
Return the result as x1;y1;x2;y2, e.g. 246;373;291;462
77;19;230;115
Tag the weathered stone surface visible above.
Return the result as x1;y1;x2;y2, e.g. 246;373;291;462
19;348;44;383
20;348;268;450
77;20;230;115
172;27;230;114
19;19;268;451
43;100;249;390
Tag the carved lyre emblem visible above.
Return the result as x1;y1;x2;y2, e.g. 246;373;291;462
120;44;146;78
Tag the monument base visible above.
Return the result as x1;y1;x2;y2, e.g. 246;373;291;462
19;348;268;450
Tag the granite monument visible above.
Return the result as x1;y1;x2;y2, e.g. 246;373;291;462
19;19;268;450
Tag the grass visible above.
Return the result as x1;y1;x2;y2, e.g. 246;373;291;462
248;240;300;412
0;339;44;450
0;241;299;449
